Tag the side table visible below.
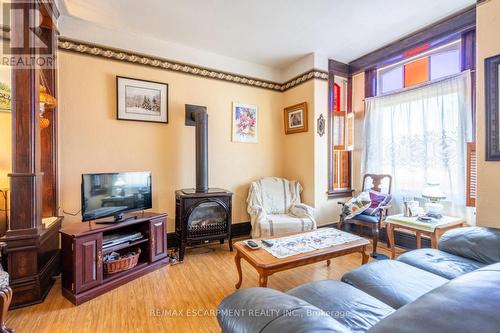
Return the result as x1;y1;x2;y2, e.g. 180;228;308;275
385;214;464;259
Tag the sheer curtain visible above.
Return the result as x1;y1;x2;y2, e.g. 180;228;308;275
362;72;472;217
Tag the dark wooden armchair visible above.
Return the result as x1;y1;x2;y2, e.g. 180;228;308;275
0;243;12;333
339;174;392;259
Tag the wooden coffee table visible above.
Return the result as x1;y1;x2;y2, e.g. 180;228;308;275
233;235;369;288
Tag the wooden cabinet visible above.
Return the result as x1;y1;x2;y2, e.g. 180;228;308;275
74;234;103;293
60;212;168;305
150;218;167;262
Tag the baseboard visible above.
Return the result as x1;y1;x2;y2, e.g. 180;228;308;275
167;221;429;251
167;221;252;249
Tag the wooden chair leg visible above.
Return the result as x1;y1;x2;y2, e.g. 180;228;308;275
0;286;13;333
371;224;379;258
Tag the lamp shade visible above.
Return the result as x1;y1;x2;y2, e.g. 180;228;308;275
39;85;57;109
422;182;446;201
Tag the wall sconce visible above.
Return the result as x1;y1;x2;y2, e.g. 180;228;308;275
39;71;57;129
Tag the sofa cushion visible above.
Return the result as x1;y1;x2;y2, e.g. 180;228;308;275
367;263;500;333
397;248;485;279
341;260;448;309
439;227;500;264
288;280;395;333
217;287;350;333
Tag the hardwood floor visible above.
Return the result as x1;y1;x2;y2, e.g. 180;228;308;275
6;239;399;333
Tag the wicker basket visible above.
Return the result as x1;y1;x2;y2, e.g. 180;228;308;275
104;248;141;275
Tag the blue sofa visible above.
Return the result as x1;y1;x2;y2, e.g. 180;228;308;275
217;227;500;333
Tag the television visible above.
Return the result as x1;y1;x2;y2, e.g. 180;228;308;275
81;171;152;222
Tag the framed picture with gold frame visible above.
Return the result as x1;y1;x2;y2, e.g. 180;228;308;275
284;102;308;134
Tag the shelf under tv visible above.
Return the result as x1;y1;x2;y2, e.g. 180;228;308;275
102;238;149;255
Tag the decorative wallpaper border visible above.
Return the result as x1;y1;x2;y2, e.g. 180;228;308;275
57;38;328;92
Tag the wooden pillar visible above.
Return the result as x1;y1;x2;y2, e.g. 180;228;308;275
9;0;42;233
364;68;377;98
461;29;476;139
1;0;62;308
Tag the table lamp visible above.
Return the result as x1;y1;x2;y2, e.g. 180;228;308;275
422;182;446;219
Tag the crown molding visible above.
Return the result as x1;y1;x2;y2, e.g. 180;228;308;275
57;38;327;92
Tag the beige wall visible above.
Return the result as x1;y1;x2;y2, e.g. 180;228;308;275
476;0;500;228
58;51;342;231
58;51;285;231
282;81;315;206
282;79;342;225
0;63;11;187
312;79;342;225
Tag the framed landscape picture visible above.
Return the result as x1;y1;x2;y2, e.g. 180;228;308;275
284;102;308;134
0;66;11;112
232;102;258;143
117;76;168;123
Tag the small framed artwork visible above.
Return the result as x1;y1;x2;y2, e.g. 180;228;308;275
116;76;168;123
485;54;500;160
232;102;258;143
284;102;308;134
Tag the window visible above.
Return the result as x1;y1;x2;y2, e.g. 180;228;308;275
329;75;353;195
378;40;461;95
363;73;472;216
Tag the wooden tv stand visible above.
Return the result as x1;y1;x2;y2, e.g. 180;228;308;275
60;212;168;305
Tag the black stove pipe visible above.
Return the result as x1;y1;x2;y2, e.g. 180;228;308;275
192;109;208;193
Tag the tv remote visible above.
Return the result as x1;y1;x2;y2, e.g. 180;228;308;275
261;240;273;247
246;240;259;249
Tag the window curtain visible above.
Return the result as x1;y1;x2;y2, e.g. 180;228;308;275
362;72;472;218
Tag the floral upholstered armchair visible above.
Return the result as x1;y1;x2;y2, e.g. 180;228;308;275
0;242;12;333
247;177;316;238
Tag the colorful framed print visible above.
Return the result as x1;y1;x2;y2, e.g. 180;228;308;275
284;102;308;134
232;102;258;143
0;66;11;112
117;76;168;123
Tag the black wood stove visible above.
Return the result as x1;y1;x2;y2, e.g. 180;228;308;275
175;105;233;261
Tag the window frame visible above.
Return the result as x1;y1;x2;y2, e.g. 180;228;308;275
327;61;354;198
377;39;462;96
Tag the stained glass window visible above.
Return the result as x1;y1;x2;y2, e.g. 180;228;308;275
377;40;461;95
430;49;461;80
404;57;429;88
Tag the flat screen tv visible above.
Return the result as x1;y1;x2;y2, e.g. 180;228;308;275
81;171;152;222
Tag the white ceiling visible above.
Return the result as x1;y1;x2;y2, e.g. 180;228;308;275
58;0;475;70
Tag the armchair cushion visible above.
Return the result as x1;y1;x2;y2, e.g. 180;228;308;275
257;214;315;238
364;191;392;216
0;270;8;289
342;192;371;219
438;227;500;264
350;213;379;224
289;203;315;219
